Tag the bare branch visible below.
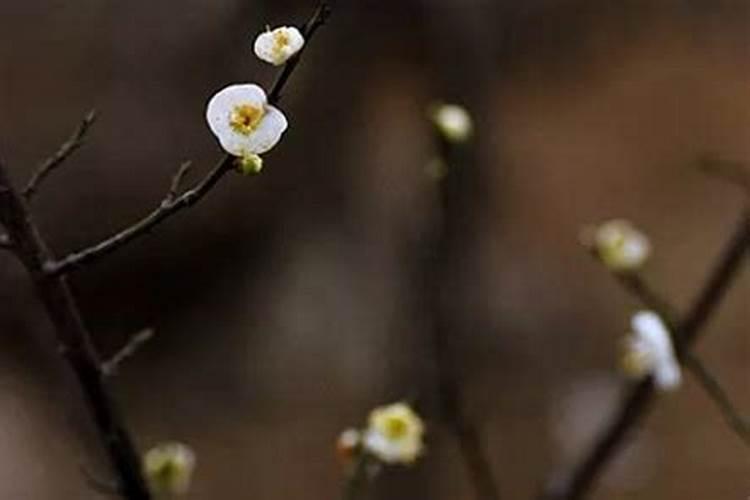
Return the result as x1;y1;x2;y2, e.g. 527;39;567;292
540;210;750;500
45;156;234;277
102;328;155;377
683;353;750;448
166;161;192;203
23;110;97;201
46;3;331;277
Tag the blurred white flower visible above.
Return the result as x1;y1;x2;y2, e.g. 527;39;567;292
621;311;681;391
591;219;651;272
363;402;425;465
430;103;473;143
143;442;196;496
254;26;305;66
206;83;288;160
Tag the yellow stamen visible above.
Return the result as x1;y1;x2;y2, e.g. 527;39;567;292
230;104;265;135
382;415;409;440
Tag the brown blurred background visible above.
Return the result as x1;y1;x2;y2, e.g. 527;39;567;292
0;0;748;498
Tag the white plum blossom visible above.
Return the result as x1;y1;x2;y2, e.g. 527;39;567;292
591;219;651;272
620;311;681;391
430;103;473;143
206;84;288;160
143;442;196;496
363;402;425;465
254;26;305;66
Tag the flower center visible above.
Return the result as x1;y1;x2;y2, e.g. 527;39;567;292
230;103;265;135
273;31;291;56
382;416;409;440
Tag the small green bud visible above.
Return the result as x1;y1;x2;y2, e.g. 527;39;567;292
143;442;196;496
236;153;264;175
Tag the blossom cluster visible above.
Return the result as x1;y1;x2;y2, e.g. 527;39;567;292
206;26;305;172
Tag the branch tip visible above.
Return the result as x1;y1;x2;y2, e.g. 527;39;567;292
102;328;155;377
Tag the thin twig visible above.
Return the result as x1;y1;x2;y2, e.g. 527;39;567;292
540;210;750;500
23;110;97;201
45;3;330;278
166;162;192;203
102;329;155;377
683;353;750;447
45;156;234;277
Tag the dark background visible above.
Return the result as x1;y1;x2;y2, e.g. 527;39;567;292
0;0;748;498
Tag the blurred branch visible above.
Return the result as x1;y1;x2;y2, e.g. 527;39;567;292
45;3;330;278
23;110;97;201
341;454;370;500
102;328;155;377
541;210;750;500
0;232;11;250
683;353;750;448
425;124;501;500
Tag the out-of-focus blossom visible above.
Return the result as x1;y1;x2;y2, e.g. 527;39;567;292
621;311;681;391
143;442;196;496
430;103;473;143
254;26;305;66
363;402;425;465
590;219;651;272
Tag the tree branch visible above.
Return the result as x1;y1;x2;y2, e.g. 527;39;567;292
0;159;152;499
45;3;330;278
45;156;234;277
540;210;750;500
683;353;750;448
102;328;155;377
23;110;97;201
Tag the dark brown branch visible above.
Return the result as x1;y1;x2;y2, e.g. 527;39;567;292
0;160;152;499
45;156;234;277
23;110;97;201
683;353;750;448
46;3;330;278
102;328;155;377
540;210;750;500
